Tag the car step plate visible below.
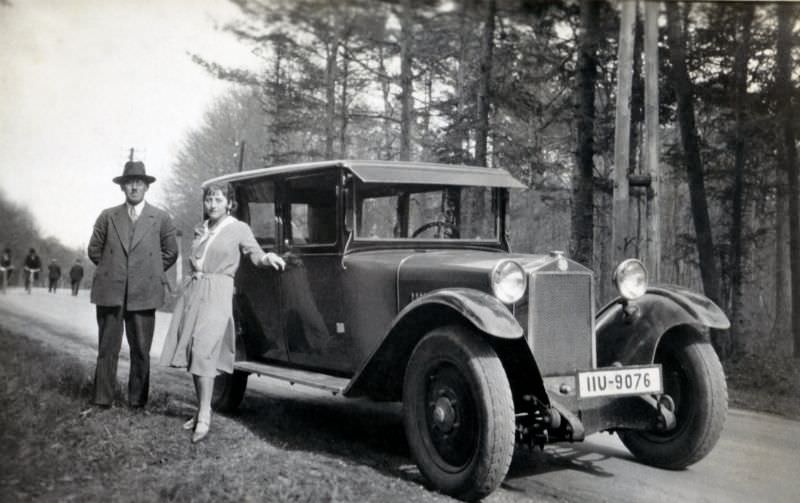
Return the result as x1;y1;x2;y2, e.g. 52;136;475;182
234;360;350;395
577;364;662;399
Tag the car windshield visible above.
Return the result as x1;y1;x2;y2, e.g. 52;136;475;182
353;182;499;241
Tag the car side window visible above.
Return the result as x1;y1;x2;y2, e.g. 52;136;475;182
236;179;276;247
286;173;338;246
248;203;276;244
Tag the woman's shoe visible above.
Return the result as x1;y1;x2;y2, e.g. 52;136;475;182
182;416;197;431
192;419;210;443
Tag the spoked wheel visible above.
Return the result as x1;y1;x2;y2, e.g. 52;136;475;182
403;326;514;501
212;370;249;413
620;333;727;469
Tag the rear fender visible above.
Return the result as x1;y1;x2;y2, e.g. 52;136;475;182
595;285;730;366
344;288;524;400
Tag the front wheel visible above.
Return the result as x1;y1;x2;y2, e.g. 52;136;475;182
403;326;515;501
212;370;249;413
620;334;727;469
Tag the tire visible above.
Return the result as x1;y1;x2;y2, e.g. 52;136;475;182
403;326;515;501
619;335;727;469
212;370;249;413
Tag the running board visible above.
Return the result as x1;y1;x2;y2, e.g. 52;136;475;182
233;360;350;395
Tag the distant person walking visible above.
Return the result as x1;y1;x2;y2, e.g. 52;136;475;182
69;258;84;296
23;248;41;293
0;248;13;293
88;160;178;409
48;259;62;293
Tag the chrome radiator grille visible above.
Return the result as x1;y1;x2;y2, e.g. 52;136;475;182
527;271;594;376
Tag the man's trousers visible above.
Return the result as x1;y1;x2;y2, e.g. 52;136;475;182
92;306;156;407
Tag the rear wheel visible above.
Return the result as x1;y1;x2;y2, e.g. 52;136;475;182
620;335;727;469
212;370;249;413
403;326;515;501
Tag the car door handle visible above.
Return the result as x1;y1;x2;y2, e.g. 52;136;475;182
281;252;302;268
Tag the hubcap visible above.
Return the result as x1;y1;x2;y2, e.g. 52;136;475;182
432;395;457;432
423;364;477;469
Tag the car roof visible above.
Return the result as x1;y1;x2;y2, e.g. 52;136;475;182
202;159;526;189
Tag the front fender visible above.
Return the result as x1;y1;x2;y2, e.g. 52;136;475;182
406;288;524;339
344;288;523;399
596;285;730;366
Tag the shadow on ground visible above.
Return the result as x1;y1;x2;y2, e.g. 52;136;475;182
213;384;429;486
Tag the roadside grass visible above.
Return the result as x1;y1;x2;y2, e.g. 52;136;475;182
723;350;800;420
0;328;452;503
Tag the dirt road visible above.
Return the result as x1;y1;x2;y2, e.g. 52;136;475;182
1;287;797;503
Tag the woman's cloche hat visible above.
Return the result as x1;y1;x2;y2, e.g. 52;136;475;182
113;161;156;185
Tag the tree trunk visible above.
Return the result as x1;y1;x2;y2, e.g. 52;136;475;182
630;3;644;178
266;40;285;165
339;41;350;158
395;0;414;238
570;0;599;268
441;2;471;239
378;45;392;160
399;0;413;161
777;3;800;358
420;70;433;158
324;32;339;159
666;2;725;356
449;0;494;239
474;0;495;167
775;156;791;344
453;1;472;163
612;1;635;267
644;0;660;284
730;3;755;357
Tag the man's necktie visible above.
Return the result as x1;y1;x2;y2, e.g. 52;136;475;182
129;206;138;222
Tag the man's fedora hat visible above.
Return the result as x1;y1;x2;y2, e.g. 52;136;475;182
113;161;156;185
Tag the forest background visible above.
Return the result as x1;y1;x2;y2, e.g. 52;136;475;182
2;0;799;367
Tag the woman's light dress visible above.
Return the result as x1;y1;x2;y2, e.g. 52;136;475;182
159;216;266;377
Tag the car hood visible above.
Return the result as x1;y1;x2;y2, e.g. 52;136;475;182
343;248;589;311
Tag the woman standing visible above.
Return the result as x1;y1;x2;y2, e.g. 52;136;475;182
160;182;285;443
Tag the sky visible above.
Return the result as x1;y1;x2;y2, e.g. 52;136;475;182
0;0;259;248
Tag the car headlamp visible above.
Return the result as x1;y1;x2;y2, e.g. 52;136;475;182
613;259;648;300
491;260;527;304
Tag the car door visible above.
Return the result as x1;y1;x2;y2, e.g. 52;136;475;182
280;170;351;373
233;177;288;362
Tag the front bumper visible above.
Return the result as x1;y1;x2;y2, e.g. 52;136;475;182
541;375;676;440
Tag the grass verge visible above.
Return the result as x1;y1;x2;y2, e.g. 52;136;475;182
0;327;451;503
723;351;800;420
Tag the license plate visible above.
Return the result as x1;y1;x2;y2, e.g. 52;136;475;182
577;365;662;399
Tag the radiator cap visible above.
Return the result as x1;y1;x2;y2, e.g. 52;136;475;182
549;250;568;271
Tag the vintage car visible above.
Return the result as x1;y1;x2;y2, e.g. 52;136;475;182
205;160;729;501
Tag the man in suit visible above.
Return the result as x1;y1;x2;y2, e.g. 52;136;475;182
23;248;41;292
69;258;84;296
47;259;61;293
88;160;178;409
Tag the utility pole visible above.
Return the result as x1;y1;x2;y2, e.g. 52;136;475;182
644;1;660;282
237;141;246;172
612;1;636;265
128;148;135;162
611;2;660;282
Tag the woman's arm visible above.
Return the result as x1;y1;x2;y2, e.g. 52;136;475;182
239;222;285;271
